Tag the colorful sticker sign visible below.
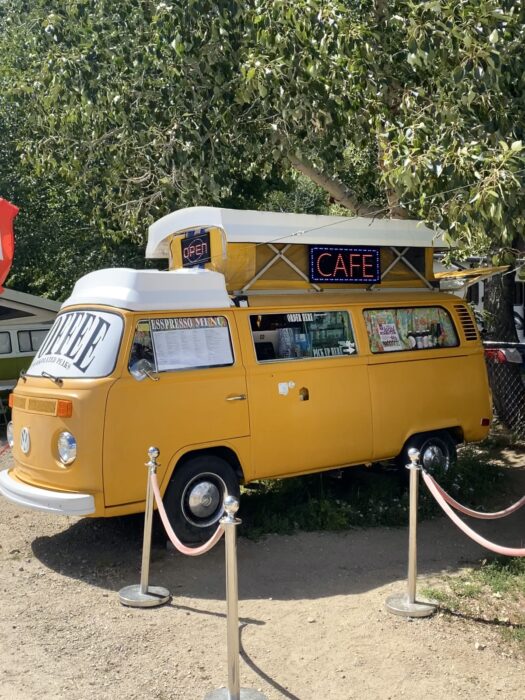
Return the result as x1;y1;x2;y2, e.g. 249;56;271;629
377;322;404;351
309;245;381;284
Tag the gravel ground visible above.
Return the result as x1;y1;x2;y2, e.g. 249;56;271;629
1;441;524;700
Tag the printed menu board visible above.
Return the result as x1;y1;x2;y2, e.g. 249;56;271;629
151;316;233;370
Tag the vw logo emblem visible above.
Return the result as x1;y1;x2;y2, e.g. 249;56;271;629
20;427;31;455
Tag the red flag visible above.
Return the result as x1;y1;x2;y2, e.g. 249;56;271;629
0;198;18;290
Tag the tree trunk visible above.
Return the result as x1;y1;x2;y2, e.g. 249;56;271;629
484;272;518;342
484;272;525;435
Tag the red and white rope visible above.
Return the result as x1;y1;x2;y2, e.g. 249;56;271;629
422;470;525;557
427;473;525;520
150;471;224;556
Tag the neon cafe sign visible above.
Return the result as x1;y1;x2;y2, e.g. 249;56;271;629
309;245;381;284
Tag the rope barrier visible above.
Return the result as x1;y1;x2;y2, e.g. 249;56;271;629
421;470;525;557
426;472;525;520
150;471;225;556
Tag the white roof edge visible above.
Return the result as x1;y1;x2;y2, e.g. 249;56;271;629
146;206;450;259
61;267;232;312
0;287;61;311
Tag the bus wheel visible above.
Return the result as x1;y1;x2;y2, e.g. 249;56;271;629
400;432;457;475
163;455;240;546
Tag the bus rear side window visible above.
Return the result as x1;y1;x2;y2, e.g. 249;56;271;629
364;307;458;353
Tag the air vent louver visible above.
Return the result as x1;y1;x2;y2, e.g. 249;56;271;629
454;304;478;340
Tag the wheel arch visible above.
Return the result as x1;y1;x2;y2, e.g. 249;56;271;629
400;426;462;455
163;445;245;493
396;427;458;472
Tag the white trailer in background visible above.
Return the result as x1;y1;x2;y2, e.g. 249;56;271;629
0;288;60;390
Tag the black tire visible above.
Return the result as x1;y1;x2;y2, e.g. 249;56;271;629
163;455;240;546
399;431;457;476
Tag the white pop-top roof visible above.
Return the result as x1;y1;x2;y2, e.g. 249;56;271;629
146;206;448;259
62;267;232;311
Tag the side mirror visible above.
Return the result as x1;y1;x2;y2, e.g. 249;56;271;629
129;358;159;382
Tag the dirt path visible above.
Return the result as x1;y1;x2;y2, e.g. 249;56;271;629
1;446;524;700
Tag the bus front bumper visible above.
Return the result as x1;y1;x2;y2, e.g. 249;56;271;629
0;468;95;516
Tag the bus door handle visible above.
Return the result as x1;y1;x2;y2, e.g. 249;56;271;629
226;394;247;401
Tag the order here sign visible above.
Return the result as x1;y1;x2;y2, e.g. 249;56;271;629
309;245;381;284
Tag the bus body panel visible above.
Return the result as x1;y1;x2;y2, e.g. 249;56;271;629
2;290;492;519
103;310;249;505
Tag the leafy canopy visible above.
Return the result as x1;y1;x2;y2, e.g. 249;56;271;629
0;0;524;296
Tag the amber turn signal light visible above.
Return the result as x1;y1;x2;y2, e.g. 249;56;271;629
57;400;73;418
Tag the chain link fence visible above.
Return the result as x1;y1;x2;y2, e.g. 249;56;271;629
484;342;525;438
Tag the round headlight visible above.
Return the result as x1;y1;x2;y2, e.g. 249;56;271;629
58;431;77;465
6;421;14;449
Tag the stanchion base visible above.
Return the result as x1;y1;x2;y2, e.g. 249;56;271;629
204;688;268;699
119;584;171;608
385;593;436;618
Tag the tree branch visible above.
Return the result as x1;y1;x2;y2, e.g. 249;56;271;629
286;151;379;216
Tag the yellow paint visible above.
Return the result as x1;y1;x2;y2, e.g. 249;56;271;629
7;292;491;517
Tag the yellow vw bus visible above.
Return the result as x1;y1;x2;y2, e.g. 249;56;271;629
0;208;492;544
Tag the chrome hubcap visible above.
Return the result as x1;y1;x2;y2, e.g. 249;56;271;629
182;473;226;527
421;445;446;470
188;481;219;517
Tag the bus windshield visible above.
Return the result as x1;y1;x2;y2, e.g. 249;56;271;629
27;309;124;379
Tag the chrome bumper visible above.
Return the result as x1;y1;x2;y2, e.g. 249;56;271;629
0;468;95;516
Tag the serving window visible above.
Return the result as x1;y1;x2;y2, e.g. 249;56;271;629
129;316;234;373
363;306;458;353
250;310;356;362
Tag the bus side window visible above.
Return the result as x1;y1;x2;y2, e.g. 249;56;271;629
18;329;49;353
250;311;356;362
363;306;458;353
0;332;12;355
128;321;155;371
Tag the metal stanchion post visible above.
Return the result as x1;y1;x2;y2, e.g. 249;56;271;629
385;448;436;618
119;447;171;608
205;496;267;700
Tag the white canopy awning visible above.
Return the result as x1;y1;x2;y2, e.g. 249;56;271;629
146;206;448;259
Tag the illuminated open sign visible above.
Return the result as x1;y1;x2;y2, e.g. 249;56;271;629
309;245;381;284
181;230;211;267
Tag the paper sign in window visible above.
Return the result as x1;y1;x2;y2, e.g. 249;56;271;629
151;316;233;371
377;322;404;351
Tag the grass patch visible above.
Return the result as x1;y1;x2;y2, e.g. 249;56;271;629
240;442;504;539
422;558;525;654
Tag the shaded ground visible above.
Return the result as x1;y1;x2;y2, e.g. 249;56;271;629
0;443;524;700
